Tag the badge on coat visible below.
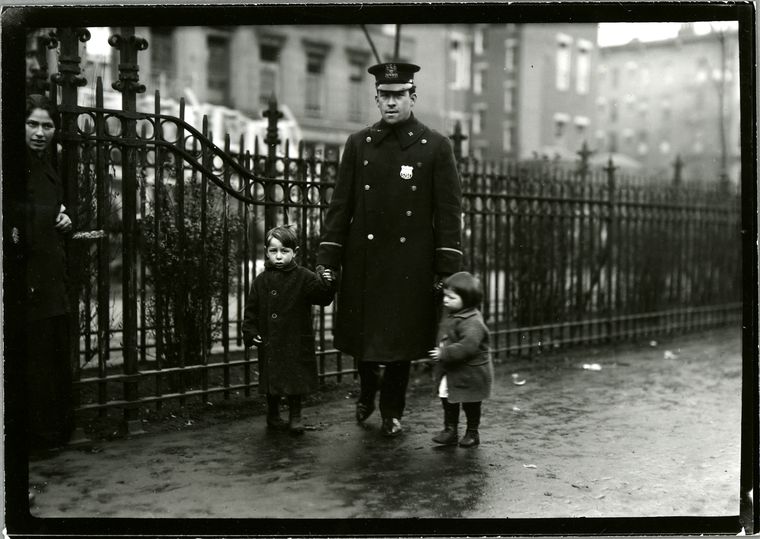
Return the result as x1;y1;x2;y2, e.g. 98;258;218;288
399;165;414;180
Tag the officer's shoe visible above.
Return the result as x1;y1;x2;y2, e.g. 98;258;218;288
458;429;480;447
355;402;375;423
381;418;403;437
432;425;458;445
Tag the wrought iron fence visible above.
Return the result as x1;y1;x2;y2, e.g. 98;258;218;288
42;27;741;432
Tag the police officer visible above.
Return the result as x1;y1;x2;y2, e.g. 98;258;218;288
317;62;463;437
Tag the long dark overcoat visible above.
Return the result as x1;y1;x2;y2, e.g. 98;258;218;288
317;114;463;363
242;261;335;396
25;149;70;322
433;308;494;403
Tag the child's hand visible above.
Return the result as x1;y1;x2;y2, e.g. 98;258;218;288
428;347;441;360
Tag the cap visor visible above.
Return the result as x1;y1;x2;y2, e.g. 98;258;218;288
376;82;413;91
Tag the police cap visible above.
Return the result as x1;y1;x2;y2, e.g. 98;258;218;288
368;62;420;91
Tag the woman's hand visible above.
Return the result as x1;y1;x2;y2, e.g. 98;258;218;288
428;347;441;360
54;205;72;234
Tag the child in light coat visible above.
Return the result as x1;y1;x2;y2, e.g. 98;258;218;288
242;225;335;434
428;272;494;447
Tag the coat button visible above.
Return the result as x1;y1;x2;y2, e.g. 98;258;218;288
421;139;427;144
366;136;372;142
406;210;412;217
400;237;406;243
271;290;278;295
411;185;417;191
271;313;278;319
363;160;369;166
364;184;370;190
367;234;374;240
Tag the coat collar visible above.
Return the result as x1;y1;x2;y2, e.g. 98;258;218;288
450;307;479;320
264;259;298;272
367;114;426;150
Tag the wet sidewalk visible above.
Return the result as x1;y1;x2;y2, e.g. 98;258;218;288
27;327;742;524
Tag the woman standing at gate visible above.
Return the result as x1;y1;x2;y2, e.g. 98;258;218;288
19;93;74;454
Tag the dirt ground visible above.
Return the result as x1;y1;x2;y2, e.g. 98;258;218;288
24;326;743;531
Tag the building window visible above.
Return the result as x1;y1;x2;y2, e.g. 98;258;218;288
641;67;650;86
555;34;572;91
608;131;618;152
503;81;514;112
473;63;487;95
474;26;487;55
504;38;517;72
448;34;471;90
576;40;591;94
574;116;589;137
258;35;284;107
347;51;369;123
502;120;513;153
150;27;174;92
305;51;326;117
664;61;674;85
611;66;619;88
596;96;607;118
661;99;672;121
554;112;569;140
609;99;618;122
472;104;487;135
637;130;648;155
207;34;231;106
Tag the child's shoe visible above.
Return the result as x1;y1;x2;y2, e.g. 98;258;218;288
432;425;458;445
458;429;480;447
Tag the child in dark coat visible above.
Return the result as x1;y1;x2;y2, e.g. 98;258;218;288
242;225;335;434
428;271;494;447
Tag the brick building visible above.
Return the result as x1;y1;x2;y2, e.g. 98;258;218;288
468;23;599;162
596;23;740;183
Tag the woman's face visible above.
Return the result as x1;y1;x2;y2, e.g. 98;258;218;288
25;108;56;154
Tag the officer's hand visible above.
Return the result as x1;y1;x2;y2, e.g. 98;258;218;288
321;268;335;282
433;276;444;292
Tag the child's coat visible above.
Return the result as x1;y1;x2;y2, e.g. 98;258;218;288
433;307;494;403
242;261;334;396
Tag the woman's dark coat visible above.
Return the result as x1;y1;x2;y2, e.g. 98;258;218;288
19;148;73;449
317;113;463;363
433;308;494;403
242;261;335;396
24;149;70;321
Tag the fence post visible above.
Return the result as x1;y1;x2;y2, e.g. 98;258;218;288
672;155;683;186
605;157;617;342
448;120;467;162
263;93;282;231
51;27;91;445
576;140;592;180
109;27;148;436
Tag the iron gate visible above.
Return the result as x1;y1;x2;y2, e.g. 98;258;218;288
40;27;741;433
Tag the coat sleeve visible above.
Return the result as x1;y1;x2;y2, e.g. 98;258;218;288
439;317;486;366
303;267;336;307
241;279;261;347
432;135;463;275
316;133;357;269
